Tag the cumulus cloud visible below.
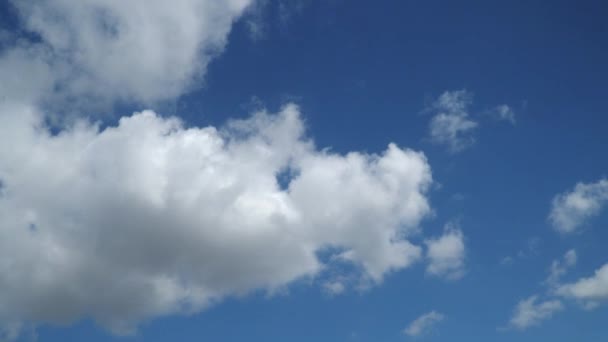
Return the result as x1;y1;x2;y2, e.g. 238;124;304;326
508;296;563;330
0;102;433;335
556;263;608;308
0;0;438;338
3;0;253;105
428;90;478;153
425;223;466;280
549;179;608;234
403;311;445;337
546;249;577;287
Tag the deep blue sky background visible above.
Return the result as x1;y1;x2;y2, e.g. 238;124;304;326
4;0;608;341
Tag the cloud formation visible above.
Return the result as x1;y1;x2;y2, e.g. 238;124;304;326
0;0;439;338
557;263;608;308
425;223;466;280
0;102;433;334
546;249;577;287
489;104;516;124
3;0;253;105
403;311;445;337
428;90;478;153
508;296;563;330
549;179;608;234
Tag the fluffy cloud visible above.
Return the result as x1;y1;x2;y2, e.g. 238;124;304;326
428;90;478;153
549;179;608;234
556;263;608;308
403;311;445;337
0;102;432;335
425;223;466;280
4;0;253;105
508;296;563;330
0;0;438;337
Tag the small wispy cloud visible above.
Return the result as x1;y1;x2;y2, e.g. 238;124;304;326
508;296;563;330
546;249;577;287
427;90;478;153
403;311;445;337
488;104;516;124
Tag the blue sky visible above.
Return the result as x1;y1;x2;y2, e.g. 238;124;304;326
0;1;607;341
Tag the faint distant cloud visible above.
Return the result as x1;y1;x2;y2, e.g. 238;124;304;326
500;237;541;266
243;0;310;40
427;90;478;153
322;280;346;296
545;249;577;287
426;90;517;153
488;104;516;124
403;311;445;337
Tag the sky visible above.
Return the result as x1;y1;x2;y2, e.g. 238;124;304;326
0;0;607;341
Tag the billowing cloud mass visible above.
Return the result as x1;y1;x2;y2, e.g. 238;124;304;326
2;0;253;105
549;179;608;234
0;103;432;334
403;311;445;337
425;223;466;280
428;90;478;153
0;0;440;338
508;296;563;330
557;263;608;308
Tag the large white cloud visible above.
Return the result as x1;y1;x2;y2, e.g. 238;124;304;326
0;0;440;337
4;0;252;104
549;179;608;234
0;102;432;335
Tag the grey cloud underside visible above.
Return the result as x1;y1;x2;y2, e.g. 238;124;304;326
4;0;253;105
0;103;432;333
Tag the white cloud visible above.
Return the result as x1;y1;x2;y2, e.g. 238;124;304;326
549;179;608;234
4;0;253;105
428;90;478;153
0;102;432;335
508;296;563;330
0;0;437;338
425;223;466;280
546;249;577;287
403;311;445;337
556;263;608;308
